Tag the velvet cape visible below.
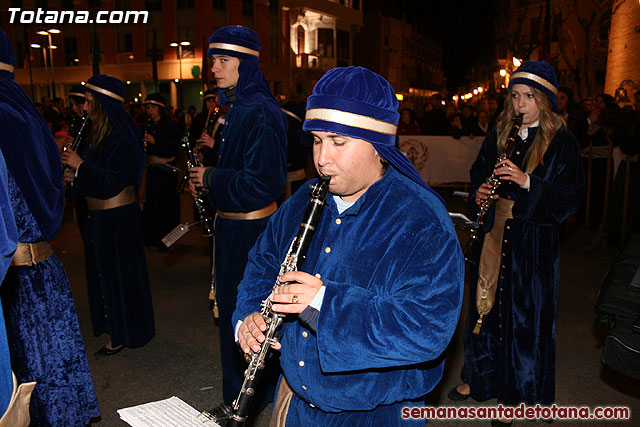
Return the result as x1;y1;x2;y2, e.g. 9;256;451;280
70;130;155;348
0;70;64;241
1;172;100;425
0;151;17;416
233;167;465;425
461;127;585;405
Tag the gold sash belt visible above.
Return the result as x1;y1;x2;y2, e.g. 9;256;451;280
147;155;175;164
86;186;136;211
476;198;514;318
217;201;277;220
10;242;53;267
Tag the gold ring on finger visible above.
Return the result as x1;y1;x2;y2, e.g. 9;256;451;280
292;294;299;304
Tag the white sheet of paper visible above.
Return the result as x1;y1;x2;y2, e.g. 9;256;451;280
117;396;221;427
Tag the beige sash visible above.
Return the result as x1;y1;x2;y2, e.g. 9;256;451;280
0;373;36;427
10;242;53;267
476;198;514;317
217;202;277;221
86;186;136;210
269;376;294;427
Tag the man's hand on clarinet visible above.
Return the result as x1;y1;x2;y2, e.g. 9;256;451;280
197;133;215;149
187;166;206;198
269;271;323;314
475;183;497;205
238;312;281;354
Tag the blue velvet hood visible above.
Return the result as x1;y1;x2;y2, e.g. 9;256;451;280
0;28;64;240
85;74;145;189
303;66;442;204
508;60;560;113
207;26;287;138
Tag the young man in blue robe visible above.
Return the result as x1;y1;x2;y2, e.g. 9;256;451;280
187;26;288;416
233;66;465;426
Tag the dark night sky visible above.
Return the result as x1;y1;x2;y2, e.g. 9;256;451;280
368;0;498;91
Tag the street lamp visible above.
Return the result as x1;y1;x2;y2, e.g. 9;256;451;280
37;28;60;97
170;40;191;109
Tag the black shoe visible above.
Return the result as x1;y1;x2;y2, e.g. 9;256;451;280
206;402;233;422
94;345;124;357
447;385;470;401
491;420;513;427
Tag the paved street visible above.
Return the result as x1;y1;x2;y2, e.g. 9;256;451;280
51;192;639;426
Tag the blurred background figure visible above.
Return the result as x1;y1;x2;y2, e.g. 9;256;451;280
421;93;449;135
397;107;421;135
141;93;181;249
281;101;312;199
62;74;155;357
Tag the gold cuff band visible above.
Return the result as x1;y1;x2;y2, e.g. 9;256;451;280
144;100;166;108
305;108;398;136
0;62;14;73
85;83;125;103
510;72;558;95
86;186;136;210
209;42;260;58
217;201;277;220
11;242;53;267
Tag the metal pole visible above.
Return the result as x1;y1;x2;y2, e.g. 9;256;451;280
42;48;49;97
48;33;56;97
178;45;183;110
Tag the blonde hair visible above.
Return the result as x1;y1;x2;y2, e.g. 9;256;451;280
495;86;566;173
88;95;114;147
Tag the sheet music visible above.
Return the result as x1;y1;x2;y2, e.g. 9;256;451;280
118;396;220;427
449;212;478;229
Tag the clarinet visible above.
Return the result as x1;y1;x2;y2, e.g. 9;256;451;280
143;116;153;151
181;129;215;237
196;106;222;163
208;176;330;427
464;113;523;266
62;115;90;175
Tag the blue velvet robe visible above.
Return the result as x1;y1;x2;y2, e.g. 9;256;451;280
461;127;585;405
234;167;464;426
205;101;287;406
1;172;100;425
0;152;17;416
72;131;155;348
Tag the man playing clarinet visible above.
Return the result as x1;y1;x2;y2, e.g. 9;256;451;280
233;66;464;426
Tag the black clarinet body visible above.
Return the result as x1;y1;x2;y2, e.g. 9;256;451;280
62;115;90;175
464;114;523;265
212;177;330;427
181;130;215;237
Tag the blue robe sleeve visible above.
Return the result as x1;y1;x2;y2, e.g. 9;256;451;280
316;224;464;372
208;108;287;212
512;131;585;225
73;135;135;199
